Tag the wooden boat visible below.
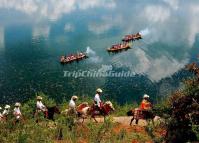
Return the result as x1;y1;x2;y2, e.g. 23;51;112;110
107;43;131;52
122;33;142;42
60;53;88;64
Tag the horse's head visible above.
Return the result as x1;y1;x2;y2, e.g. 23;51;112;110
127;110;134;116
77;102;89;111
103;101;115;114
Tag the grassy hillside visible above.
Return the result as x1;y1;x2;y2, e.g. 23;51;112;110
1;63;199;143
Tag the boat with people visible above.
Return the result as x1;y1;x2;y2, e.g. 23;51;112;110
107;42;131;52
60;52;88;64
122;33;142;42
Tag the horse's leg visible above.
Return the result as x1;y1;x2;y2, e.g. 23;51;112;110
57;128;63;140
93;116;98;123
90;111;98;123
21;118;25;124
13;120;16;126
135;119;139;125
34;112;39;123
91;114;98;123
81;115;86;124
81;117;85;124
130;117;134;126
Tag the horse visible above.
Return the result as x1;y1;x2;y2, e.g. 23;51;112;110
46;106;61;121
79;101;115;123
75;102;90;123
127;108;155;126
0;113;25;125
12;115;25;125
34;106;60;122
0;115;7;122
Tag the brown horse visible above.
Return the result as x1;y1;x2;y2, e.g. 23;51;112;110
78;101;115;123
127;108;155;125
34;106;60;122
0;115;8;122
13;115;26;125
47;106;61;121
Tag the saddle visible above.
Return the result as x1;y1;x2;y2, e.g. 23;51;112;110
134;108;145;119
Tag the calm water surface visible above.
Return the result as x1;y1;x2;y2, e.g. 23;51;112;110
0;0;199;104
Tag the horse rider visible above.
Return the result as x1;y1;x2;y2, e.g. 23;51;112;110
94;88;103;112
13;102;22;120
2;105;11;116
68;95;78;115
2;105;11;120
36;96;48;117
140;94;152;115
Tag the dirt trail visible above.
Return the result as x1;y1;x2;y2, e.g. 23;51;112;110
81;116;147;126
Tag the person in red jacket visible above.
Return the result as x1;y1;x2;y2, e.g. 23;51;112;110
140;94;152;118
140;94;152;110
140;94;153;119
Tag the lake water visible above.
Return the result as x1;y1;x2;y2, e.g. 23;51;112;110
0;0;199;104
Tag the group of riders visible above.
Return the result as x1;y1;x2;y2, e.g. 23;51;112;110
0;88;152;123
0;103;22;122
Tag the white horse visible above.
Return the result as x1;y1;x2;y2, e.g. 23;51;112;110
78;101;115;123
62;101;115;123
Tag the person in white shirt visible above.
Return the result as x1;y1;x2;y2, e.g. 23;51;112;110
2;105;10;116
94;88;103;111
68;96;78;115
13;102;22;120
35;96;48;119
36;96;47;112
2;105;10;121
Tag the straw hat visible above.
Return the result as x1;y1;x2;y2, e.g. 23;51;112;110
71;96;78;100
5;105;10;109
37;96;42;100
96;88;103;93
143;94;150;98
15;102;21;107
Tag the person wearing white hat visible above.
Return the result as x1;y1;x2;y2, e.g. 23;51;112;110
13;102;22;120
68;96;78;115
2;105;11;116
2;105;11;121
36;96;47;112
94;88;103;111
140;94;152;110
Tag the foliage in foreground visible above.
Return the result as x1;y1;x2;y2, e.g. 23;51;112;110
0;116;156;143
163;63;199;143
